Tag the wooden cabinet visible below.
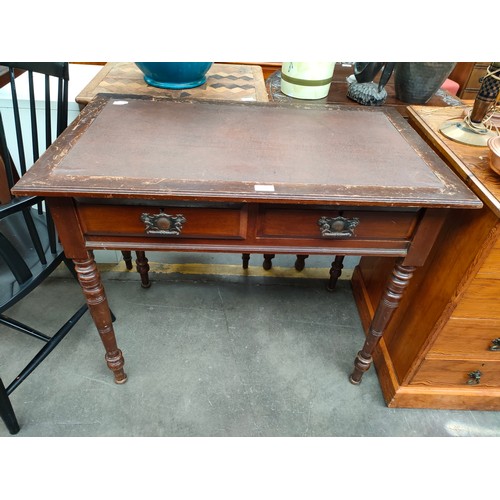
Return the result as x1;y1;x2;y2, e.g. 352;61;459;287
351;105;500;410
449;62;490;100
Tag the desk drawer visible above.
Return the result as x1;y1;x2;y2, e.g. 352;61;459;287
451;279;500;320
77;203;247;239
411;359;500;388
429;318;500;359
256;207;418;240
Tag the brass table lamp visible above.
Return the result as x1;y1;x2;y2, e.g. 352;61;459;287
440;62;500;146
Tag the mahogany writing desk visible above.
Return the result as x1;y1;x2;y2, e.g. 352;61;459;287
12;95;481;389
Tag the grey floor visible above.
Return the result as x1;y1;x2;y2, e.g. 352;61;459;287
1;252;500;438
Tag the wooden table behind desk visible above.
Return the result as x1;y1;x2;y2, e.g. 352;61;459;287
266;63;463;118
75;62;269;109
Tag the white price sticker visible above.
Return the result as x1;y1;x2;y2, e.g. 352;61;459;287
254;184;275;192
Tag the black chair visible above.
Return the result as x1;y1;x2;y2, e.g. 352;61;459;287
0;63;88;434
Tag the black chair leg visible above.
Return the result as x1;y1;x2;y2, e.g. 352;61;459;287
0;377;20;435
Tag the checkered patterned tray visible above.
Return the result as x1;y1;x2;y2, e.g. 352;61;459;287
75;62;269;106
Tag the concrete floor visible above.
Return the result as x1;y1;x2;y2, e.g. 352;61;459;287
1;252;500;438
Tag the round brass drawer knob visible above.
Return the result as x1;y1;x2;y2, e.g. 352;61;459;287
156;217;172;231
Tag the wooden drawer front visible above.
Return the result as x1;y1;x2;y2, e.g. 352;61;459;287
77;204;247;239
256;207;417;241
461;90;479;100
412;359;500;387
428;318;500;359
451;279;500;320
466;66;488;90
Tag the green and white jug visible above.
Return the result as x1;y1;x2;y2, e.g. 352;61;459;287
280;62;335;99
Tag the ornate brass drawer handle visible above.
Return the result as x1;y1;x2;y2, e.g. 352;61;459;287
141;212;186;235
489;338;500;351
318;216;360;238
467;370;482;385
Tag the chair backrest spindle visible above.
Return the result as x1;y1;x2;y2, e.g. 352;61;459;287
0;116;15;191
8;68;27;175
2;62;69;171
27;70;40;164
45;74;52;149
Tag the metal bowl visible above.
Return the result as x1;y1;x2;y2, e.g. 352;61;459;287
487;135;500;175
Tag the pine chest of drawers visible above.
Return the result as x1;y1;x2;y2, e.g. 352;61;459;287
352;105;500;409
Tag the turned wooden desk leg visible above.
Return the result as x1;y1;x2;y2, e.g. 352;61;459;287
135;251;151;288
122;251;133;270
242;253;250;269
263;254;275;270
294;255;308;271
74;255;127;384
327;255;345;291
350;259;415;385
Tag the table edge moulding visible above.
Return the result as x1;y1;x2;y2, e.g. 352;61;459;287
11;94;482;400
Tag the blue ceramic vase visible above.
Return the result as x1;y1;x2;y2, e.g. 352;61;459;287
135;62;213;89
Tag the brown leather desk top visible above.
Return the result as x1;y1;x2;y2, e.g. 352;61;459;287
14;95;480;210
